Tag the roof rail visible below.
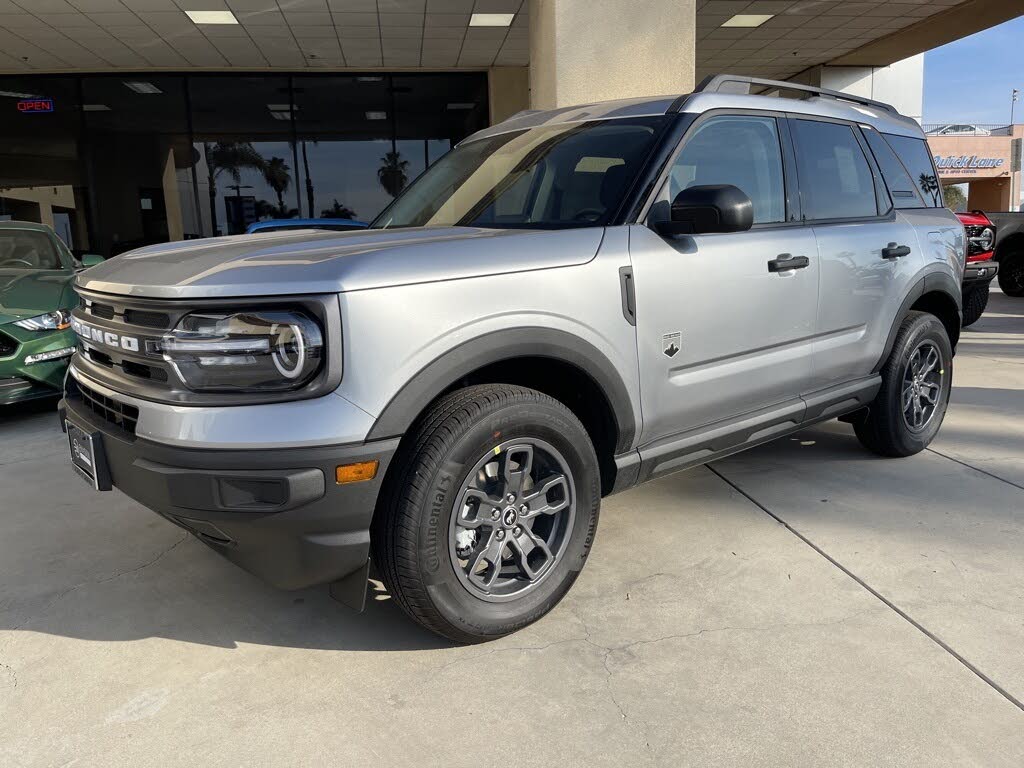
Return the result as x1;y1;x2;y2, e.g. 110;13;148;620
671;74;897;115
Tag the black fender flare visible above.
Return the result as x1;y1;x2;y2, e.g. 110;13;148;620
365;326;637;453
873;271;962;373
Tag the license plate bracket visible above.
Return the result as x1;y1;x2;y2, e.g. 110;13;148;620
65;419;112;491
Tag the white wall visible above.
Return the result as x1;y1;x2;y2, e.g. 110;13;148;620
792;54;924;124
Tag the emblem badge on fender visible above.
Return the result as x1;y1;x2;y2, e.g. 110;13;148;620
662;331;681;358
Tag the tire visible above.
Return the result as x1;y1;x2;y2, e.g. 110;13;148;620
961;286;989;328
372;384;600;644
855;311;953;458
998;253;1024;297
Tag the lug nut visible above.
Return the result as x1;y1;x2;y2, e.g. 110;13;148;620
506;493;516;503
491;508;501;520
519;504;528;514
496;530;505;540
513;526;522;535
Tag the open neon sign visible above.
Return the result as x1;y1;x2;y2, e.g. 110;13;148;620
17;99;54;113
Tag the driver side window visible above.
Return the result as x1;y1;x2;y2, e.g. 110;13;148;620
666;115;786;225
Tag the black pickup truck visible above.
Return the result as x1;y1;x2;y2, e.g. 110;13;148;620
987;211;1024;297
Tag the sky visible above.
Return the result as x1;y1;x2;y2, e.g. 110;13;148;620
923;15;1024;126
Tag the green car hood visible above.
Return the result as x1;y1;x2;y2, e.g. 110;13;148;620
0;269;75;325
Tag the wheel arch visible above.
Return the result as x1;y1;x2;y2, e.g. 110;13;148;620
874;273;962;373
366;327;637;496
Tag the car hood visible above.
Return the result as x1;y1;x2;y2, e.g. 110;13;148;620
0;269;73;325
76;226;606;299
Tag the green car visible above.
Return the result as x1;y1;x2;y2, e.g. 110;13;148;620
0;221;102;405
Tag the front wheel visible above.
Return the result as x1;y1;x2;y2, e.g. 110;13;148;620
855;311;952;457
372;384;600;643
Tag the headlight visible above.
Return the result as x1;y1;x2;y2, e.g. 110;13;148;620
976;227;995;252
161;309;324;392
13;309;71;331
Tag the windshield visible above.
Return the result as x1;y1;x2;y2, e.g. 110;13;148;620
0;229;64;270
372;116;667;230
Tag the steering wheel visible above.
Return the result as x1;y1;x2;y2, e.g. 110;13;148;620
0;258;33;268
572;208;604;223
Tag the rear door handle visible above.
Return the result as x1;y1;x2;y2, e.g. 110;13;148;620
767;253;809;272
882;242;912;259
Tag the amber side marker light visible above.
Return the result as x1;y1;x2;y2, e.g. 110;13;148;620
336;460;379;484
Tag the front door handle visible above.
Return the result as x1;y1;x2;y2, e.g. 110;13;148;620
882;242;912;259
767;253;810;272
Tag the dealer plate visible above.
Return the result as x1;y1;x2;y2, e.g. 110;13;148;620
65;419;111;491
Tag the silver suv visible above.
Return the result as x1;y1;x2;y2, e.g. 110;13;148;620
60;76;965;643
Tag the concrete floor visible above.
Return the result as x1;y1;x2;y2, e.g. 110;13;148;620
1;293;1022;767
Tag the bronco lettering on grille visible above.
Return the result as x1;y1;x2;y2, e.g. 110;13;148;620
72;318;140;352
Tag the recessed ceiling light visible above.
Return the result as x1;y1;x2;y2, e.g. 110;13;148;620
469;12;514;26
366;111;387;120
447;102;475;110
82;104;110;111
721;13;773;27
185;10;239;25
123;81;162;94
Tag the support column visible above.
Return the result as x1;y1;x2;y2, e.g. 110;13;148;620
529;0;695;110
488;67;530;125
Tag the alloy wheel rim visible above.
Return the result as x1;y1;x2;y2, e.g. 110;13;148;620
448;438;575;603
901;340;944;431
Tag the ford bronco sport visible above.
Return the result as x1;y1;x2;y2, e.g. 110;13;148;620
59;76;965;643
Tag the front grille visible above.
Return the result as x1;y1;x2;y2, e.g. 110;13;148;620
124;308;169;328
77;380;139;436
0;330;16;358
89;302;116;320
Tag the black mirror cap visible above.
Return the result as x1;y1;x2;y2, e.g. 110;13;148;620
657;184;754;236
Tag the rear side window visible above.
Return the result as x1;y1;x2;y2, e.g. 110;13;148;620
791;119;877;220
861;126;922;208
882;134;942;207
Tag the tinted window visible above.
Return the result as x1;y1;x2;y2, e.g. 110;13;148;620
791;119;877;220
883;134;942;207
374;117;666;229
862;126;922;208
0;229;63;270
668;115;785;224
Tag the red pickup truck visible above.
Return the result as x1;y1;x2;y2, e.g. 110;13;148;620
957;211;999;327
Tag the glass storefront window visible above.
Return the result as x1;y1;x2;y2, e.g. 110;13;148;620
0;72;488;254
0;77;88;254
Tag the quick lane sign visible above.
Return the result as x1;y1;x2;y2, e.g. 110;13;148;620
17;99;54;113
933;154;1005;171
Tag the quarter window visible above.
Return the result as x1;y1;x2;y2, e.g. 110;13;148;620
791;119;877;220
862;126;922;208
667;115;786;224
882;134;943;207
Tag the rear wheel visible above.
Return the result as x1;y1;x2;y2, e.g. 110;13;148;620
961;286;989;327
372;384;600;643
998;253;1024;297
855;311;952;457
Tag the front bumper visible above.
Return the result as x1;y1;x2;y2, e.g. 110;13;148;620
59;382;398;592
963;260;998;290
0;326;76;404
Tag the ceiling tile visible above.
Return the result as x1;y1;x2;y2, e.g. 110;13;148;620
325;0;378;11
379;0;426;11
337;25;381;38
289;25;340;38
473;0;521;12
423;25;464;38
382;26;423;38
237;8;287;24
426;0;473;10
379;12;424;25
331;11;378;25
284;10;333;24
278;0;329;9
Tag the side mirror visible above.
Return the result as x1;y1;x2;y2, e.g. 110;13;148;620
79;254;104;267
655;184;753;237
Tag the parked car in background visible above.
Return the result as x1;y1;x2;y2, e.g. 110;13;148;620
246;218;368;234
925;123;993;136
0;221;102;405
957;211;998;327
985;212;1024;297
